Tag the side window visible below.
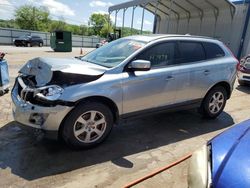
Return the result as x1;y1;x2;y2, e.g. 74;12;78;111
176;41;206;64
136;42;176;68
203;42;225;59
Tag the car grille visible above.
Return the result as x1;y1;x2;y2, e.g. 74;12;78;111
243;75;250;80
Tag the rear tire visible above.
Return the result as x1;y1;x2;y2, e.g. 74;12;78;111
61;102;114;150
199;86;227;119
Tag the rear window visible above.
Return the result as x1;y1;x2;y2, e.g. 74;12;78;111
176;41;206;64
203;42;225;59
32;36;41;39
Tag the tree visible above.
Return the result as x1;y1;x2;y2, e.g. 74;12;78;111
89;13;111;36
49;19;68;32
15;5;50;31
100;22;113;37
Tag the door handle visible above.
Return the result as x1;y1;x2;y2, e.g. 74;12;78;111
204;70;210;75
166;76;174;81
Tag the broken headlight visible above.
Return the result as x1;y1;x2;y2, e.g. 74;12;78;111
35;85;63;101
188;145;212;188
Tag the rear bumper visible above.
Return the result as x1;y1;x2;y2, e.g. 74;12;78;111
237;71;250;83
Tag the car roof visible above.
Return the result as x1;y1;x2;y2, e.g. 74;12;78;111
125;34;217;43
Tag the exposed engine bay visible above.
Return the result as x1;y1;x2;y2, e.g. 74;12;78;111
16;57;106;107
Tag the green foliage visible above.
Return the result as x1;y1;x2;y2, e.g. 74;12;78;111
15;5;50;31
0;6;152;37
0;19;18;28
49;20;68;32
124;27;152;37
100;23;113;37
89;13;111;36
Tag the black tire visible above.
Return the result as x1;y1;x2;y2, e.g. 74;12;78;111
26;43;31;47
238;80;246;86
199;86;227;119
61;102;114;149
39;42;43;47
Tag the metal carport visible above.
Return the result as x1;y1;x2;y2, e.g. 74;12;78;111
108;0;249;56
109;0;235;34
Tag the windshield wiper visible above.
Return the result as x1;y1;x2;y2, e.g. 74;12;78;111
81;58;111;68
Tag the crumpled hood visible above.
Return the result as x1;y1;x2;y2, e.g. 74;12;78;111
210;119;250;188
19;57;107;86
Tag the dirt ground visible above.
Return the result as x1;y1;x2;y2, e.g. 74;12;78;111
0;46;250;188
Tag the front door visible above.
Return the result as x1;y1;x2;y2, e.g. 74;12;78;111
122;42;179;114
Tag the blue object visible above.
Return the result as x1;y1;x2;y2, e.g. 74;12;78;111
210;119;250;188
0;59;10;94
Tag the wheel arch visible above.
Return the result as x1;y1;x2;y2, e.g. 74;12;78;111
76;96;120;124
204;81;232;102
58;96;120;140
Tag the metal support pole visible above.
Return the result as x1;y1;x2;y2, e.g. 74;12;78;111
122;8;127;37
176;18;180;33
131;6;136;34
114;10;118;30
141;5;145;34
200;17;203;35
167;0;174;33
158;16;161;33
107;11;111;38
213;16;218;38
153;1;159;34
187;16;190;34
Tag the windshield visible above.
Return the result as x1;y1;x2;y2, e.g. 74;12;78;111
81;38;146;68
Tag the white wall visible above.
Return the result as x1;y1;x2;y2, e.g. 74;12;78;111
155;3;250;57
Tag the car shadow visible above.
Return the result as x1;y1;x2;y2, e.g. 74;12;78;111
236;85;250;94
0;110;234;180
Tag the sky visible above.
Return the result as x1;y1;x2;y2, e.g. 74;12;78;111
0;0;155;31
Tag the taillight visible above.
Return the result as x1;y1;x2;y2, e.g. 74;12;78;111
237;58;246;71
223;43;239;65
237;62;242;71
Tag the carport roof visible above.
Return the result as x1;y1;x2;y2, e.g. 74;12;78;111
109;0;236;19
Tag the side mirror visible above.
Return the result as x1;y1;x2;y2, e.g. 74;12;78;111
128;60;151;71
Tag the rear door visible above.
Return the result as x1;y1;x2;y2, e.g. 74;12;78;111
175;41;226;102
122;41;179;114
174;41;207;103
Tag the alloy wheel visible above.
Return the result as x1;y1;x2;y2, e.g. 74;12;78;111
73;111;107;143
208;91;225;114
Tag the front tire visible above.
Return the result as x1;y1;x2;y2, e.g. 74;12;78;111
199;86;227;119
61;102;114;149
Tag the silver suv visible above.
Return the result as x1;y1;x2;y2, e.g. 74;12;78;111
12;35;238;149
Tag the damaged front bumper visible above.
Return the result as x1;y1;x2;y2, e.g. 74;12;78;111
11;77;73;139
